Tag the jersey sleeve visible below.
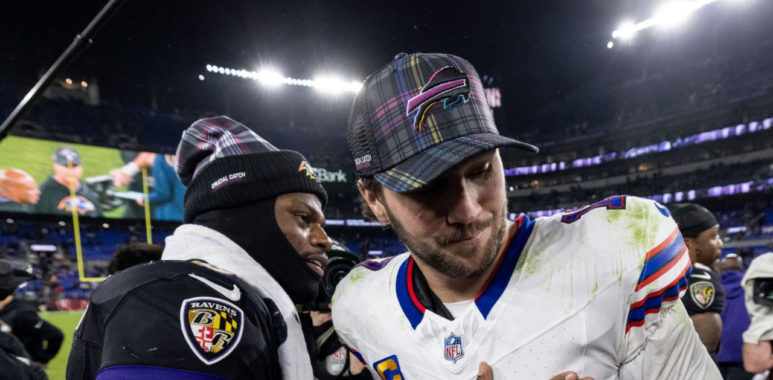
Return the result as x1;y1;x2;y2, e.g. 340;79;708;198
624;225;691;335
621;200;720;379
66;303;104;380
681;270;725;315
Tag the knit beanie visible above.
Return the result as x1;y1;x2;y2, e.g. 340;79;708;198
175;116;327;223
668;203;719;238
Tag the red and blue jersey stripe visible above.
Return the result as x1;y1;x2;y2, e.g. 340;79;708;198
625;227;691;332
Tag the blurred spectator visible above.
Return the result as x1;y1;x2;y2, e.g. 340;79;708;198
106;242;163;274
0;260;48;379
0;168;40;213
110;151;156;219
716;254;756;380
741;253;773;375
0;295;63;368
136;154;185;221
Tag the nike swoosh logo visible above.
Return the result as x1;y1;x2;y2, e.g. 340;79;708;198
691;272;712;280
189;273;242;302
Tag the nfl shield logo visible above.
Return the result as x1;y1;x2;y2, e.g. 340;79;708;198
444;333;464;363
180;297;244;365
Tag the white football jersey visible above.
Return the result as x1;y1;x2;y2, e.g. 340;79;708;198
332;196;721;380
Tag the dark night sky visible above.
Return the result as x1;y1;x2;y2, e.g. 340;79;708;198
3;0;772;146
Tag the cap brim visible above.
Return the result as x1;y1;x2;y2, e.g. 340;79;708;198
374;133;538;193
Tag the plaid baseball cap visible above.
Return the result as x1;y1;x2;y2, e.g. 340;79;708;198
52;146;82;166
347;52;538;192
175;116;327;222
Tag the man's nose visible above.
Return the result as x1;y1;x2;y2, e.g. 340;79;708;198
311;224;333;252
446;182;481;225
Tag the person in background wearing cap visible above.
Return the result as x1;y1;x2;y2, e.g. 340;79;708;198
0;260;48;380
35;145;102;217
331;52;719;380
0;168;40;213
66;116;332;379
669;203;727;356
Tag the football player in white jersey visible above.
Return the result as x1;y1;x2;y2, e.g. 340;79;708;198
332;52;721;380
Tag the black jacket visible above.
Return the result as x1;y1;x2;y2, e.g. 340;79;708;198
0;332;48;380
0;299;63;364
66;260;286;379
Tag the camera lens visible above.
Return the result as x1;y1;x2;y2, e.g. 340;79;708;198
322;257;356;298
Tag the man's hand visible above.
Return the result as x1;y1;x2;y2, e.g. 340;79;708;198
476;362;594;380
549;371;594;380
477;361;493;379
743;340;773;374
110;168;132;187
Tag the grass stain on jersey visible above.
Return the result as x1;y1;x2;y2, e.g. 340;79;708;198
348;268;364;284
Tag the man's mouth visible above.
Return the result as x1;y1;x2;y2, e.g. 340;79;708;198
304;254;328;276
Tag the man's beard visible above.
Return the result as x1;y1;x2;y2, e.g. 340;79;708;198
385;204;508;279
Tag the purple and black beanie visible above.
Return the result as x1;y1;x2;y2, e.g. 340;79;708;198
175;116;327;223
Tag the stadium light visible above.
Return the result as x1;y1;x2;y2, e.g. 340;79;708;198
611;0;721;41
256;68;285;87
206;63;363;94
612;21;637;40
654;1;703;28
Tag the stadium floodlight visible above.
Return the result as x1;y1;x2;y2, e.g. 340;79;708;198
312;76;362;94
312;76;348;94
256;68;285;87
607;41;615;49
612;21;637;40
207;64;363;94
610;0;721;42
654;1;698;28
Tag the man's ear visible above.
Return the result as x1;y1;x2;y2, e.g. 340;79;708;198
683;236;695;251
683;236;698;262
357;180;389;225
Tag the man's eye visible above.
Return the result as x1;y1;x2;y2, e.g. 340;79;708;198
295;214;310;224
469;162;491;177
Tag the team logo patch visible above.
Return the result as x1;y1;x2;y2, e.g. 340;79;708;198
373;355;403;380
406;66;470;132
56;195;96;214
298;161;319;182
443;333;464;363
180;297;244;365
689;281;715;309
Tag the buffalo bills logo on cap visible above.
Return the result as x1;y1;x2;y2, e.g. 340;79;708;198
180;297;244;365
406;66;470;132
443;333;464;363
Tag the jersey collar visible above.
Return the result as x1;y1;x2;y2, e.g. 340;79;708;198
396;215;535;329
